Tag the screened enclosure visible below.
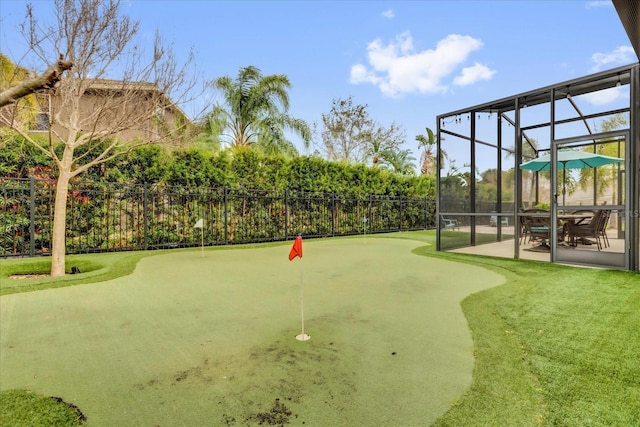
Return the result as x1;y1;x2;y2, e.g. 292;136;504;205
436;63;639;271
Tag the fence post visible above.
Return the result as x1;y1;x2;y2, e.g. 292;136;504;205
224;187;229;245
143;182;149;250
30;176;36;256
331;192;335;237
284;189;289;240
425;196;429;229
399;197;403;231
368;194;373;234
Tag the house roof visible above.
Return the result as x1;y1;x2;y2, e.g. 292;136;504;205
82;78;191;123
85;78;159;92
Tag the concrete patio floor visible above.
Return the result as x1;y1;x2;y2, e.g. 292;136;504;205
448;225;625;265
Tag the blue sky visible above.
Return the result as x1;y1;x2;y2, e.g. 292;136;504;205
1;0;636;160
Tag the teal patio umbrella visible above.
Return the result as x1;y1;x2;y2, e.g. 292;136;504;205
519;149;623;207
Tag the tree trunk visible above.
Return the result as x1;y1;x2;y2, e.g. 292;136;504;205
422;150;434;176
50;170;71;277
51;143;75;277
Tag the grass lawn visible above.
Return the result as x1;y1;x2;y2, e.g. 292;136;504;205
439;230;514;250
1;236;503;426
1;231;639;426
415;241;640;426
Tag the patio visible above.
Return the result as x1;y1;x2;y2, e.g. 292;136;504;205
450;224;625;264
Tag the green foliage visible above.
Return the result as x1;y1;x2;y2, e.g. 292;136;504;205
578;113;628;199
1;143;435;256
474;168;514;211
166;148;220;187
0;132;53;177
0;389;86;426
1;132;434;197
383;148;417;176
105;145;170;184
0;54;40;128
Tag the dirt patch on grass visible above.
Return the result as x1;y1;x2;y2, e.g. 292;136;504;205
50;396;87;424
247;398;293;425
9;274;50;279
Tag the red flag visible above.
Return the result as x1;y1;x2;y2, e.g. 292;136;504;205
289;236;303;261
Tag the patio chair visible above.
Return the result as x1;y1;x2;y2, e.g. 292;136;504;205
565;210;607;250
520;208;549;244
519;215;528;244
440;215;460;231
598;209;612;248
528;224;550;243
523;210;566;248
490;213;509;227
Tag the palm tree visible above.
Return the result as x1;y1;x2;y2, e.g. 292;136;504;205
192;116;223;151
577;114;627;203
364;137;387;168
207;66;311;154
415;127;446;175
383;148;417;176
363;121;404;168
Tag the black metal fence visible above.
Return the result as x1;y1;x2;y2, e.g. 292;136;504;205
1;177;436;257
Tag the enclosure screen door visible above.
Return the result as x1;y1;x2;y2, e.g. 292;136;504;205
553;133;628;269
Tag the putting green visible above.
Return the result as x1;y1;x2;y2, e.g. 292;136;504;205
0;237;504;426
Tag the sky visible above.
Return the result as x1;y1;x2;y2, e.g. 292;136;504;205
0;0;636;162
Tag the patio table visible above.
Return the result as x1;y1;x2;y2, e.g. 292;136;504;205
558;213;595;246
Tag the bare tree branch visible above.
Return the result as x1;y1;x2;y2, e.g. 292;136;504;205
0;55;72;107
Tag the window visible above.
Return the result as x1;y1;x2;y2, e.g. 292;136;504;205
32;107;49;131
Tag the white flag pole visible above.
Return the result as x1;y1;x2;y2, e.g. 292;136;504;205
362;215;368;244
295;247;310;341
194;218;204;258
299;261;305;336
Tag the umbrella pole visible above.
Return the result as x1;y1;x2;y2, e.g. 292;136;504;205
562;167;566;212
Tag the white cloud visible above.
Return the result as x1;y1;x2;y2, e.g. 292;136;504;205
350;63;382;85
581;86;626;106
381;9;394;19
453;63;496;86
585;1;612;9
591;46;635;71
350;32;493;97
